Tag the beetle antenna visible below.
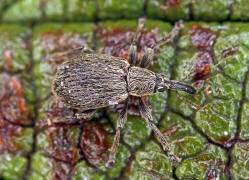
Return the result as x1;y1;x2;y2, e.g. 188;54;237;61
176;91;202;110
162;78;202;110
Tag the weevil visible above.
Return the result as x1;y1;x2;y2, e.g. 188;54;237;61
52;19;197;167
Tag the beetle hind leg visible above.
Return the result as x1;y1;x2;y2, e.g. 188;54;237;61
47;46;94;63
73;109;97;120
107;99;128;168
138;97;181;167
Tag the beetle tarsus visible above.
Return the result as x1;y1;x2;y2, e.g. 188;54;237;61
106;158;115;168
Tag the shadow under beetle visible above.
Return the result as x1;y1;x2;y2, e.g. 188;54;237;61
52;18;196;167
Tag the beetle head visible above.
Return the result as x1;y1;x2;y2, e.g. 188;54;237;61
156;74;196;94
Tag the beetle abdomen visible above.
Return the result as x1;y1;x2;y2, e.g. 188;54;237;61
52;54;129;110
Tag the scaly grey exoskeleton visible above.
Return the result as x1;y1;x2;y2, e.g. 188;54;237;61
52;19;196;167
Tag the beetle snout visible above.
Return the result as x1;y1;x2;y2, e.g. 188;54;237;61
170;81;196;94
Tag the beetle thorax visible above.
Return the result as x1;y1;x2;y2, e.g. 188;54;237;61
127;67;157;96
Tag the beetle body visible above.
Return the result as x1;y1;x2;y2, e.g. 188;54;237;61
51;19;197;167
52;53;195;111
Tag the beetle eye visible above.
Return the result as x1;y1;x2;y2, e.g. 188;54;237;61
158;86;166;92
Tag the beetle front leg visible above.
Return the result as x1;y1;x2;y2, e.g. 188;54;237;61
129;18;146;66
138;97;181;167
140;20;183;68
140;48;154;68
153;20;184;49
129;44;138;66
107;99;128;168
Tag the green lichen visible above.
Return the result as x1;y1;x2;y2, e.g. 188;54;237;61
231;142;249;179
160;112;207;158
193;0;231;21
72;161;106;180
0;25;31;72
126;141;174;180
176;144;228;179
147;0;191;21
97;0;144;19
0;152;28;180
3;0;42;22
231;0;249;20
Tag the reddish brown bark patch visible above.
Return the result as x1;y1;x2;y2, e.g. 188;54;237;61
51;159;73;180
45;125;82;164
194;51;213;80
167;0;181;8
0;119;23;153
97;26;161;63
0;74;32;125
4;50;13;70
139;28;161;54
40;32;91;71
191;25;216;51
190;24;217;83
80;122;109;166
97;27;133;58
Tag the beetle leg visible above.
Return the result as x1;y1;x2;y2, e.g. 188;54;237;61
73;109;97;120
152;20;184;49
129;44;138;66
129;18;146;66
37;109;97;128
47;46;93;63
138;97;181;167
107;99;128;168
140;48;154;68
140;20;183;68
